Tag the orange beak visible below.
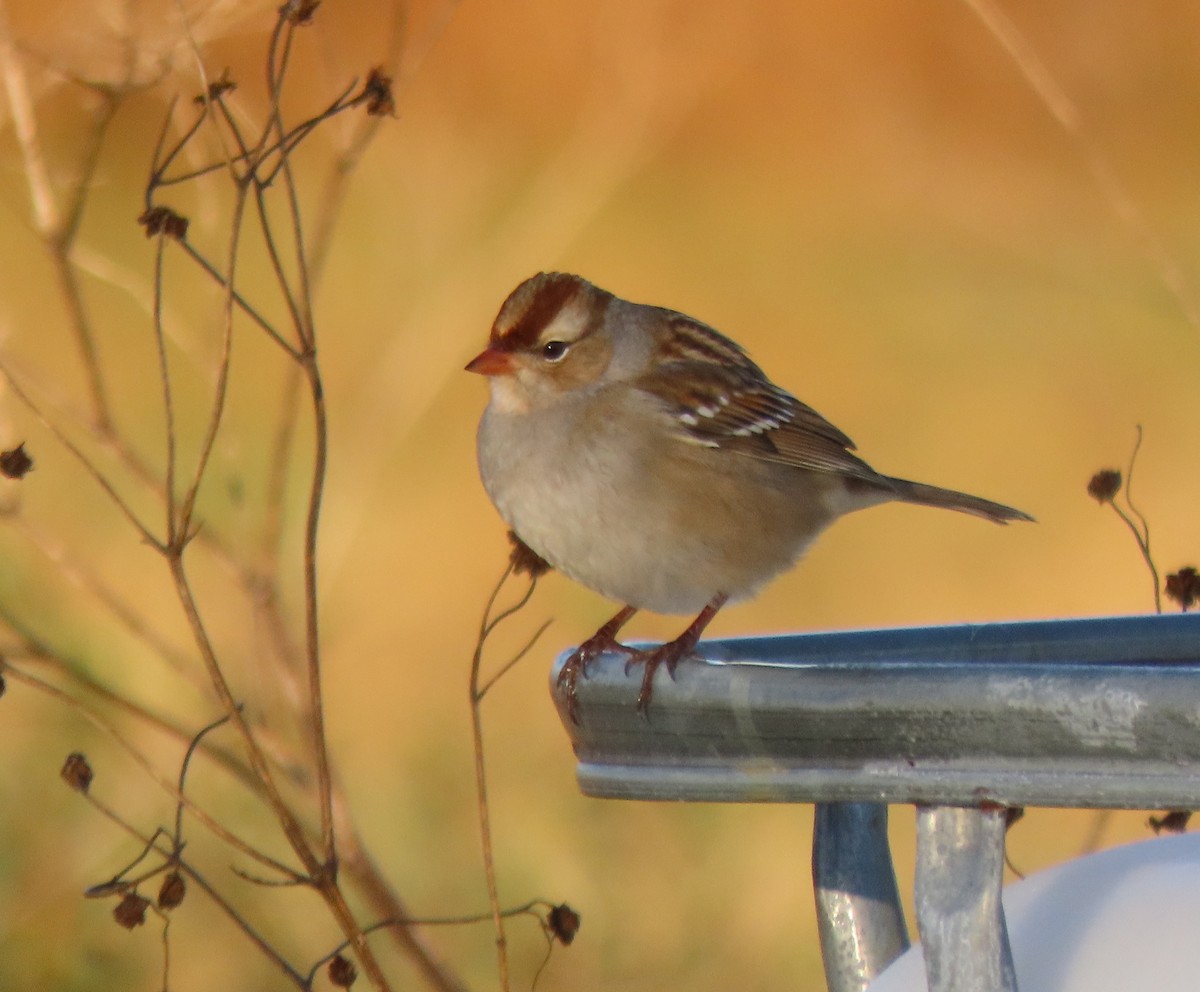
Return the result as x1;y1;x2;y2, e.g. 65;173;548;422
465;346;515;377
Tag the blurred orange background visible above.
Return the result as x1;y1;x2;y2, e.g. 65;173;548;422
0;0;1198;989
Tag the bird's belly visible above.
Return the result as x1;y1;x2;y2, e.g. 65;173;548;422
480;414;828;614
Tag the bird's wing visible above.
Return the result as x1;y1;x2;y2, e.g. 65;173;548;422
633;317;884;483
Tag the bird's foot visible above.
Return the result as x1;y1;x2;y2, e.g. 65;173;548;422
557;606;637;724
626;593;729;716
625;639;696;716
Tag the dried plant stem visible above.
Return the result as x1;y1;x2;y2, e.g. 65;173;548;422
1078;809;1113;856
247;165;335;868
82;789;308;988
168;553;392;992
1104;426;1161;614
477;618;553;699
299;350;336;867
12;634;467;990
307;1;407;282
468;562;546;992
470;564;518;992
3;662;301;880
160;12;380;985
312;898;557;980
1121;426;1160;613
151;234;179;531
0;360;161;547
0;4;460;987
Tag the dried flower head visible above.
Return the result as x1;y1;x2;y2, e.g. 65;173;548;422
0;443;33;479
1087;469;1122;504
546;903;581;946
113;891;150;929
280;0;320;25
194;69;237;105
138;206;189;241
328;954;357;987
157;871;186;910
362;68;395;117
1165;567;1200;613
61;752;94;793
1148;810;1192;835
508;531;551;579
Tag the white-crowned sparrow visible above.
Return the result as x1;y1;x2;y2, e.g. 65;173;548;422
466;272;1031;716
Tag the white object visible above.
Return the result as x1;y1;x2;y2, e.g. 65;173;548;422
869;832;1200;991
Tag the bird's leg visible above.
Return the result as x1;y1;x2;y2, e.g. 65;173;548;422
557;605;638;723
629;592;729;714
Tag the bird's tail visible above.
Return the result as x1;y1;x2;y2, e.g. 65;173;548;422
885;477;1034;525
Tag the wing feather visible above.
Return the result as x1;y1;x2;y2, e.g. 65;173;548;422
634;317;885;484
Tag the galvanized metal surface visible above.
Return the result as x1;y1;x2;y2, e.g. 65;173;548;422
913;806;1017;992
550;613;1200;807
813;803;909;992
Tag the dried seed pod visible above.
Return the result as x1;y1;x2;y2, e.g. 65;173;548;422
61;753;93;793
1086;469;1121;503
0;443;33;479
113;892;150;930
157;871;186;910
328;954;357;987
546;903;581;945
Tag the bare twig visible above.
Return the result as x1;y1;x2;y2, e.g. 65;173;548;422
468;560;547;992
3;661;301;880
477;618;553;700
0;359;163;549
259;6;336;884
1121;426;1160;612
308;898;564;984
79;788;308;989
0;4;472;990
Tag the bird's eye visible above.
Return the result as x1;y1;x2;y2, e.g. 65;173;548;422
540;340;570;362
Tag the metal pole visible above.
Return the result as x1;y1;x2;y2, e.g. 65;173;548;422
914;806;1017;992
813;803;910;992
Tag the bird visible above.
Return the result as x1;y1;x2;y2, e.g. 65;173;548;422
465;272;1031;718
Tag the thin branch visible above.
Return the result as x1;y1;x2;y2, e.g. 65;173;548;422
176;240;300;357
173;710;234;845
252;2;337;884
471;564;515;991
3;661;302;880
153;80;363;189
468;561;544;992
476;618;553;700
1117;425;1161;613
173;178;243;541
150;232;180;544
0;359;162;548
308;899;561;985
165;555;318;874
79;789;309;989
